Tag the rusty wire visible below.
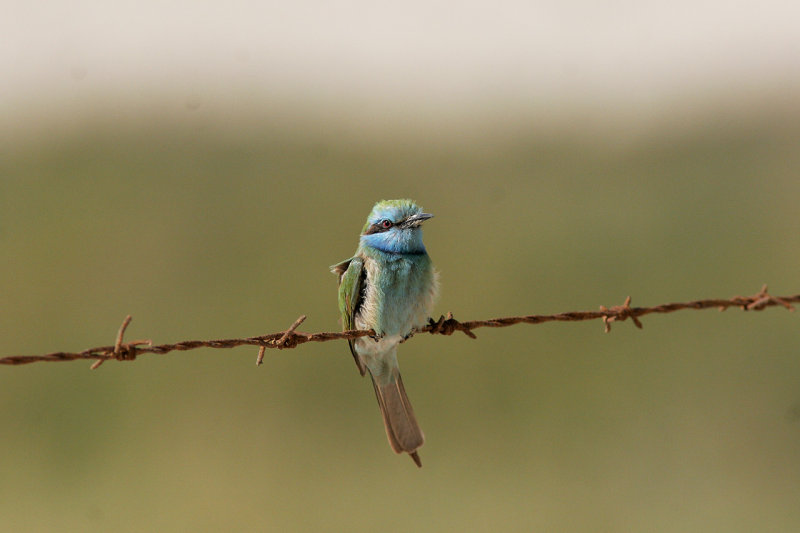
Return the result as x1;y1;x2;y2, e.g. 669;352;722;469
0;285;796;368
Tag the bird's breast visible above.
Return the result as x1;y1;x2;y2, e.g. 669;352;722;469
356;252;438;337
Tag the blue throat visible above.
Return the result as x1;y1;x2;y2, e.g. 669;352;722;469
360;229;427;255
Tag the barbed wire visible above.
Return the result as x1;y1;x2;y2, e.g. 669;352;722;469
0;285;796;369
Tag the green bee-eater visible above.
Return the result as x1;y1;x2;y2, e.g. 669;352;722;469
331;199;439;467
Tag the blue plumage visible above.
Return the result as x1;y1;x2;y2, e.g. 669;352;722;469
331;199;439;467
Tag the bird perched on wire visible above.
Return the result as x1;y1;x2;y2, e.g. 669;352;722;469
331;199;438;467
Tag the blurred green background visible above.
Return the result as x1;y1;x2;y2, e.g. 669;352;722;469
2;105;800;532
3;2;800;531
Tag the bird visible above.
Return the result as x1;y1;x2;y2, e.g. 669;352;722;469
331;199;439;467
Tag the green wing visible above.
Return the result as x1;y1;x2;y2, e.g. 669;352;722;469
331;256;367;376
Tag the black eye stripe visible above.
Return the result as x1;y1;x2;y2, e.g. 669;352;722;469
363;222;392;235
362;216;412;235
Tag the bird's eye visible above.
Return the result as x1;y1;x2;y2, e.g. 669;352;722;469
381;219;392;228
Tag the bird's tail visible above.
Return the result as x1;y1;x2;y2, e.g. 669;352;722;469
370;368;425;467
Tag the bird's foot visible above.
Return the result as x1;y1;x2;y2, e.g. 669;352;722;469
369;332;384;342
399;329;417;343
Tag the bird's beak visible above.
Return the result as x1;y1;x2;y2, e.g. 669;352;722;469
401;213;434;228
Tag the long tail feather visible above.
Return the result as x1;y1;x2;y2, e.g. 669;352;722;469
370;371;424;467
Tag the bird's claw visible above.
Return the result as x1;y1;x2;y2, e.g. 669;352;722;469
400;329;417;343
369;333;384;342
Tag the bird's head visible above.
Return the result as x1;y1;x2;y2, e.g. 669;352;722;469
359;199;433;254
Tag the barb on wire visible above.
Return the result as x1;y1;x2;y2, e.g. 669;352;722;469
0;285;796;368
89;315;151;370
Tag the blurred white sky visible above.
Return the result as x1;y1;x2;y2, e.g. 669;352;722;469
3;0;800;130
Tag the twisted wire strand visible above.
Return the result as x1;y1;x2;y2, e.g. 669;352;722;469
1;285;795;368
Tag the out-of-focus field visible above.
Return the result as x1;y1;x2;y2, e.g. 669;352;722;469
1;104;799;532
